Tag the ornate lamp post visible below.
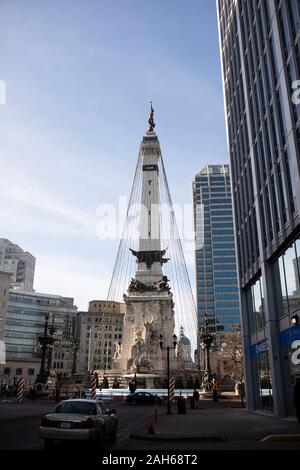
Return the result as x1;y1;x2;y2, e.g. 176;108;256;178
159;333;177;414
36;314;58;385
46;317;58;378
71;337;80;375
36;315;50;384
200;317;214;391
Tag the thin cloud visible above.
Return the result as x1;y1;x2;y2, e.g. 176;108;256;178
34;255;110;310
0;179;96;234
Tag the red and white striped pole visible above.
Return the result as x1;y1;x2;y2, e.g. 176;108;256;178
17;377;24;403
91;373;97;400
169;376;175;405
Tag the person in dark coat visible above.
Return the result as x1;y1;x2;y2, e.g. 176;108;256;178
294;379;300;423
193;389;200;409
212;376;218;402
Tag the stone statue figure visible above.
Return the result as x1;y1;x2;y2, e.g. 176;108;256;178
148;102;155;132
131;356;154;373
113;341;121;360
131;326;145;361
144;317;160;354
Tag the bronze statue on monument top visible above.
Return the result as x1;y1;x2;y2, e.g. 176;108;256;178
148;102;155;132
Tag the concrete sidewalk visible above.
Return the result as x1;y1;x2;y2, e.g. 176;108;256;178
122;401;300;450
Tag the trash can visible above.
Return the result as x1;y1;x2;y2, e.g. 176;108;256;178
177;397;186;414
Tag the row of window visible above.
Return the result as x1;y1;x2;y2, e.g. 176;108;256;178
196;250;236;258
223;0;300;285
3;368;35;376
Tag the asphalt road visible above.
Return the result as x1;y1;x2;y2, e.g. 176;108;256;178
2;400;299;452
0;399;157;451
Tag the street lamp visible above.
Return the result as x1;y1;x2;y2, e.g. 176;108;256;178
46;317;58;377
36;314;58;385
202;333;213;373
36;314;50;384
200;318;214;391
88;325;99;373
159;333;177;414
71;337;80;375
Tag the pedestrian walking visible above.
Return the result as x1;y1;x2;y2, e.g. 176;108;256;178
129;380;136;395
212;377;218;402
190;395;195;409
294;379;300;423
193;389;200;409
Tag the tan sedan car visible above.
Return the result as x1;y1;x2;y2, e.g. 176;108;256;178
39;399;117;449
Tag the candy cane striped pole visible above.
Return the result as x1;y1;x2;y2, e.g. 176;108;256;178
91;373;97;400
169;376;175;404
17;377;24;403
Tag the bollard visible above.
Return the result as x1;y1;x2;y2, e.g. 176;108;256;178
148;424;156;434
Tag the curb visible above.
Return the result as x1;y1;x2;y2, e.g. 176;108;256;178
261;434;300;442
130;433;226;442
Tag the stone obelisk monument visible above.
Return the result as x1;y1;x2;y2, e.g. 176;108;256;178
113;105;178;385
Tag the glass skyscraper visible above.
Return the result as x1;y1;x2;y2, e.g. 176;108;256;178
0;291;77;385
193;164;240;347
218;0;300;417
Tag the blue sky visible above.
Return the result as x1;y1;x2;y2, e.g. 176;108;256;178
0;0;227;310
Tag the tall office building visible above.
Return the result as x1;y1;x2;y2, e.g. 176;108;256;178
0;291;77;386
77;300;125;375
193;164;240;346
218;0;300;416
0;239;36;291
0;271;10;341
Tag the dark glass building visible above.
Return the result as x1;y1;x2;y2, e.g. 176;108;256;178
218;0;300;416
0;291;77;386
193;164;240;347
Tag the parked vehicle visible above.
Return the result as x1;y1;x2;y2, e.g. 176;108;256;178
39;399;117;449
125;391;162;405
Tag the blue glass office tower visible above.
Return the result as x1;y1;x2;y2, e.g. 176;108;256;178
193;164;240;346
218;0;300;417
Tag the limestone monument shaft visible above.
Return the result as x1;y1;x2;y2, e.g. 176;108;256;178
114;105;178;376
96;105;198;386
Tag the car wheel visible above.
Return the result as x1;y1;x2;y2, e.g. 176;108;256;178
44;439;54;450
110;423;118;441
97;429;105;448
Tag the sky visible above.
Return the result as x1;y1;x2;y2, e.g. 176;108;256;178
0;0;228;310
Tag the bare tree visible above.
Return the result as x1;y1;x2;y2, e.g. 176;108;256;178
218;330;245;406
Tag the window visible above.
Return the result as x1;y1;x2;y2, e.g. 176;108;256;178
249;277;265;333
284;148;296;214
256;347;273;412
277;240;300;318
278;3;291;59
287;0;300;39
16;368;22;375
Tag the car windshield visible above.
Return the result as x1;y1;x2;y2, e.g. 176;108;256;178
55;401;97;415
